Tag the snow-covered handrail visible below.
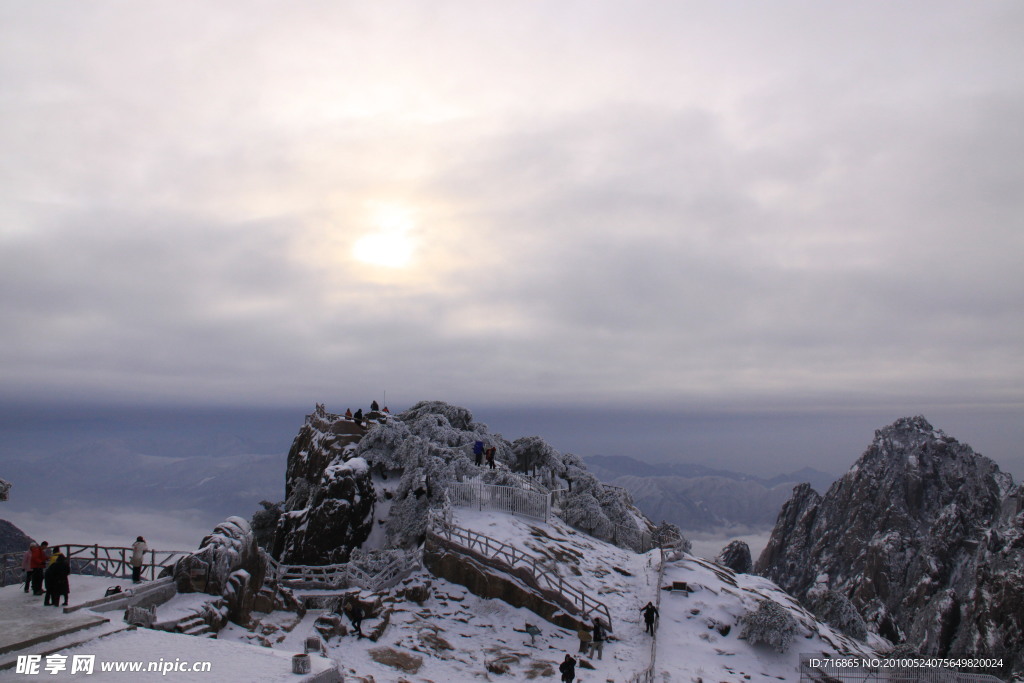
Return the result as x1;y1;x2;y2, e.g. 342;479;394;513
627;548;667;683
0;545;189;586
449;481;550;521
269;552;421;593
498;471;549;495
427;516;613;632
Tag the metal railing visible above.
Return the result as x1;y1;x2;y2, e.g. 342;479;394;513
799;662;1006;683
1;545;189;586
265;551;421;593
627;547;668;683
449;481;550;521
427;512;613;632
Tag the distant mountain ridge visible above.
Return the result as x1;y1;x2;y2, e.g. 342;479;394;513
584;454;836;531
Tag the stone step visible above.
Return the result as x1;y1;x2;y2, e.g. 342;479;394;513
0;620;132;671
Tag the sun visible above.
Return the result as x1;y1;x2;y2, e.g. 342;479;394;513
352;204;417;268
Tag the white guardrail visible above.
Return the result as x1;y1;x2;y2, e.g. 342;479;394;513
448;481;551;521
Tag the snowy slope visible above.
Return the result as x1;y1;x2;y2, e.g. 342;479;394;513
217;508;879;681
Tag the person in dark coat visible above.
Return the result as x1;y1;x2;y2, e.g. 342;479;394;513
353;408;363;426
559;654;577;682
370;400;379;412
641;601;659;635
345;601;364;638
590;618;606;660
473;441;484;466
43;552;70;607
486;448;496;469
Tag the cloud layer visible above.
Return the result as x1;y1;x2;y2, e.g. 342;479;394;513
1;1;1022;412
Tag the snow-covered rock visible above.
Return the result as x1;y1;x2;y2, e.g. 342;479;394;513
271;405;376;565
757;416;1023;674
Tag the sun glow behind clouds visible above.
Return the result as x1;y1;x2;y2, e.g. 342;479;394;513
352;204;417;268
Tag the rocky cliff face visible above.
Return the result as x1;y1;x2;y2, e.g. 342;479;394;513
756;416;1022;671
271;404;377;565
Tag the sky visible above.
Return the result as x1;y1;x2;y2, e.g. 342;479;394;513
1;2;1022;476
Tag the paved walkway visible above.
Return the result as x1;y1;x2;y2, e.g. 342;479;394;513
0;583;110;658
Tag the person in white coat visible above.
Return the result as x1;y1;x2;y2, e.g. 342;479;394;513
130;536;148;583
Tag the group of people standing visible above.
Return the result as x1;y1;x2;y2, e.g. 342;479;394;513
473;441;497;469
21;541;70;607
20;535;149;610
345;401;389;428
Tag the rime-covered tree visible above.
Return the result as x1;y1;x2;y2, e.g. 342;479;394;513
511;436;562;478
740;599;797;653
806;586;867;641
398;401;479;432
250;500;283;551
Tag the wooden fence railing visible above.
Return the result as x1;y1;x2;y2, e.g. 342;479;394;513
427;512;613;631
1;545;189;587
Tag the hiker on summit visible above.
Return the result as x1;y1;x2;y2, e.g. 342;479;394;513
29;542;47;595
353;409;363;426
473;441;485;466
641;601;659;635
371;400;379;412
43;552;70;607
22;542;36;593
559;654;577;682
131;536;148;583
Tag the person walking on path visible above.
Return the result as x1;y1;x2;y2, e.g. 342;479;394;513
590;618;606;660
131;536;148;583
576;623;592;654
641;601;659;635
43;552;71;607
473;441;485;466
344;601;364;638
22;542;36;593
29;542;47;595
559;654;577;683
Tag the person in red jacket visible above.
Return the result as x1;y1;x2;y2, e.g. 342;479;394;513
21;542;37;593
29;542;47;595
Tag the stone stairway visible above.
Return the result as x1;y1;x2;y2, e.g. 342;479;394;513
0;612;131;671
175;614;217;638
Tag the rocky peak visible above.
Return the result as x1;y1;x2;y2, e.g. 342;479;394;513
756;417;1022;673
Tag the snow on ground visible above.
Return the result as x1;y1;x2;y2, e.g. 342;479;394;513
654;555;882;682
3;509;885;682
216;507;883;681
152;592;215;624
220;507;662;681
0;627;337;682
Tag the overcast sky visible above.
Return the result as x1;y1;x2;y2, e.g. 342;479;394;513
1;3;1022;462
